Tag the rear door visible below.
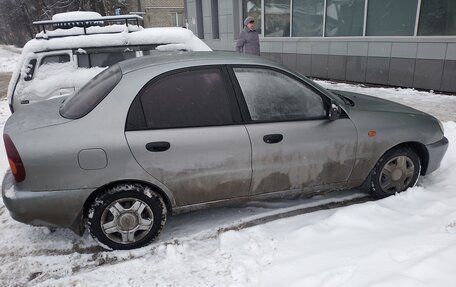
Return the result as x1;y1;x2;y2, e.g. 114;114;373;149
125;66;252;206
229;66;358;195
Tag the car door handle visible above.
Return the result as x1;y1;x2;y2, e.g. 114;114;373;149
146;141;170;152
263;134;283;144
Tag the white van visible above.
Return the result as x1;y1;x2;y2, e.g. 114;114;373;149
7;11;211;112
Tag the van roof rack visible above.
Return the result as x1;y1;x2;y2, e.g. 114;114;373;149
33;15;143;38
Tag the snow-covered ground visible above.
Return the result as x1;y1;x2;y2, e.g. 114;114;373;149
0;45;21;73
1;44;456;286
316;80;456;122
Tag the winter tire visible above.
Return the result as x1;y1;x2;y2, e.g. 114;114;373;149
87;184;167;250
370;147;421;199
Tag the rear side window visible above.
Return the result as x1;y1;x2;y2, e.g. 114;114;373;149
77;46;160;68
78;52;135;68
60;64;122;119
128;68;234;130
40;54;70;66
91;52;135;67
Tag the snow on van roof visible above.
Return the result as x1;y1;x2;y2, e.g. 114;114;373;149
26;26;211;53
35;24;141;38
52;11;102;21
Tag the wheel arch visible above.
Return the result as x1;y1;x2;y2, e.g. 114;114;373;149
384;141;429;176
82;180;174;220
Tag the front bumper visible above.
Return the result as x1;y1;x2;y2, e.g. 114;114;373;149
2;171;94;234
425;136;449;175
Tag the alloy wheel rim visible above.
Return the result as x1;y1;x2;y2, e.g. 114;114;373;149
100;197;154;244
380;155;415;194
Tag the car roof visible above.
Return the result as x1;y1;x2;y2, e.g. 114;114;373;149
118;51;286;74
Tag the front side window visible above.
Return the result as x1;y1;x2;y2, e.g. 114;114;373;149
366;0;418;36
233;67;326;121
265;0;291;37
138;68;234;129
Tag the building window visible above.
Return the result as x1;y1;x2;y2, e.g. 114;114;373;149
212;0;220;39
237;0;452;38
243;0;262;34
265;0;291;37
418;0;456;36
366;0;418;36
325;0;365;37
292;0;324;37
170;12;184;27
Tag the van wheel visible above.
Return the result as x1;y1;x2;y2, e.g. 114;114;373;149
87;184;167;250
370;147;421;199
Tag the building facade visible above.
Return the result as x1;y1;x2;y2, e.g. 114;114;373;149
184;0;456;93
143;0;185;27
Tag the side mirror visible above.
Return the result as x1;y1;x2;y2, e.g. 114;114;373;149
328;103;341;121
23;59;37;82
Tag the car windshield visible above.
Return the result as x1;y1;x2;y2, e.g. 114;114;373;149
59;63;122;119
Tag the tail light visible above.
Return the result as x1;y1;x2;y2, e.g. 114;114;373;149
3;134;26;182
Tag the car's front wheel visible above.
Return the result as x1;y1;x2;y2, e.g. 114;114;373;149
370;147;421;199
87;184;167;250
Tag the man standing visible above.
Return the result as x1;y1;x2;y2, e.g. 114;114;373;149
236;16;260;56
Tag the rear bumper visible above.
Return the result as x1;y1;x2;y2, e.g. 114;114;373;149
1;171;93;234
425;136;449;175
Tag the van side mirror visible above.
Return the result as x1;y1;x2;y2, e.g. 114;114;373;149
328;103;341;121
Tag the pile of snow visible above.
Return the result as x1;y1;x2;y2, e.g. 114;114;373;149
52;11;102;21
36;24;142;38
30;26;211;52
0;45;21;73
14;62;105;104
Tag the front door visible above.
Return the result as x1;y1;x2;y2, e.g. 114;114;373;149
231;66;358;195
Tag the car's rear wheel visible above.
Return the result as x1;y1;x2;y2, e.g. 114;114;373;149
370;147;421;199
87;184;167;250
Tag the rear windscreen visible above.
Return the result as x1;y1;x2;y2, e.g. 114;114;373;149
60;64;122;119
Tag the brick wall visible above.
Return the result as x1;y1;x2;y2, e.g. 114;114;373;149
143;0;183;7
141;0;184;27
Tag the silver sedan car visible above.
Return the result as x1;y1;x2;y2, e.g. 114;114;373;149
2;52;448;250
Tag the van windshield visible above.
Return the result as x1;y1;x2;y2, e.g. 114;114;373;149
60;63;122;119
